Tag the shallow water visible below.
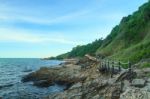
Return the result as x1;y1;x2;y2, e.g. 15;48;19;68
0;58;65;99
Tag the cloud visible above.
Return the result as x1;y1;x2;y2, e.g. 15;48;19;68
0;28;84;45
0;5;91;25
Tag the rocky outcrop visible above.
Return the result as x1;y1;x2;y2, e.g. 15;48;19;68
22;64;86;88
22;57;150;99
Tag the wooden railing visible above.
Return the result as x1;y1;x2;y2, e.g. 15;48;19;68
98;59;132;78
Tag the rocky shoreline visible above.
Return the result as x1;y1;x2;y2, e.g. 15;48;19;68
22;57;150;99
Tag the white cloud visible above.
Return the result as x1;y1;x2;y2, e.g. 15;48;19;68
0;28;84;45
0;6;90;25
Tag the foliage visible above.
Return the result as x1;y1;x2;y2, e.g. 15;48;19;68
68;39;103;58
96;1;150;63
54;39;103;59
142;62;150;68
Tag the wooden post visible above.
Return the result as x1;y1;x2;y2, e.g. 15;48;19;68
105;60;107;72
101;61;103;69
128;61;131;73
118;61;121;72
111;61;114;78
107;60;110;72
128;61;132;83
100;61;102;69
120;81;124;93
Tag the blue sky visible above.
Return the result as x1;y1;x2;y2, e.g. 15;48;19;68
0;0;148;58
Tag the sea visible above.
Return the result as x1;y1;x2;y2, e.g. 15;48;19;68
0;58;65;99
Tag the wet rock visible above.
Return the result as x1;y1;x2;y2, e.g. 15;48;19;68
21;73;36;82
33;80;54;87
22;69;32;72
22;64;83;88
131;79;146;88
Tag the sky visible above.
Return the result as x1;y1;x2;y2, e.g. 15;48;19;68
0;0;148;58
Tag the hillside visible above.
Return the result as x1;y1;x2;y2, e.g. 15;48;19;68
96;1;150;63
54;39;103;59
53;1;150;64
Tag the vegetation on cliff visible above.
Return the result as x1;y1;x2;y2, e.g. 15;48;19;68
96;1;150;63
54;39;103;59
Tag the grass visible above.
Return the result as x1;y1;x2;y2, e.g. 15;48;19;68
139;62;150;68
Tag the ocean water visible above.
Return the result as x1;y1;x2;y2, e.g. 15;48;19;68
0;58;65;99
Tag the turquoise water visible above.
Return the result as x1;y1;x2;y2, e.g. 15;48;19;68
0;58;65;99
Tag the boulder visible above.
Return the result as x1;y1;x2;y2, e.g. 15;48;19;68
131;79;146;88
147;78;150;82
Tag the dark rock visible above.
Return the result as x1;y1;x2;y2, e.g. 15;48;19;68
21;73;36;82
22;69;32;72
21;64;83;90
33;80;54;87
21;68;51;82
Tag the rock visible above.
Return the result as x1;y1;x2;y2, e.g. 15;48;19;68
92;95;102;99
22;69;32;72
45;65;110;99
22;64;83;88
23;58;150;99
63;59;79;65
122;80;130;92
131;79;146;88
85;54;98;62
21;73;36;82
111;89;121;99
69;82;82;89
33;80;54;87
143;83;150;92
120;88;150;99
147;78;150;82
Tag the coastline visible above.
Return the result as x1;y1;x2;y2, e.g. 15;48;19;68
22;56;150;99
